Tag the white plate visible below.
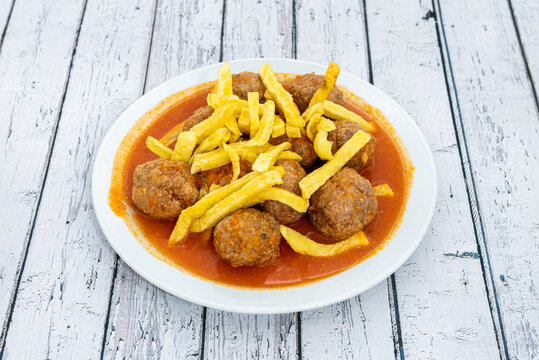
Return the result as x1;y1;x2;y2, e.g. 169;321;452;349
92;58;437;314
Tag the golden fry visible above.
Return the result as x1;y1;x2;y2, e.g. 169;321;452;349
146;136;173;160
191;142;271;173
216;62;233;96
248;92;260;138
168;211;194;245
223;143;240;181
278;150;302;162
194;127;231;156
302;102;324;123
246;100;275;146
307;61;340;110
190;105;235;143
264;89;274;102
272;116;286;138
306;114;323;141
280;226;369;257
299;130;371;198
323;100;375;132
238;108;250;134
226;116;242;136
160;123;185;147
190;170;283;232
286;124;302;138
171;131;197;162
259;63;304;127
313;117;336;160
372;184;395;198
252;142;291;172
209;184;222;192
256;187;309;213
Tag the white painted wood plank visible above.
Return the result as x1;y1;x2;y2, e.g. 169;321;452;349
367;0;501;358
510;0;539;91
102;1;224;359
0;0;86;348
1;0;156;358
203;1;298;359
295;2;395;359
0;0;14;39
437;0;539;358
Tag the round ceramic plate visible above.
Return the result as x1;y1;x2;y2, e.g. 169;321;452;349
92;58;437;314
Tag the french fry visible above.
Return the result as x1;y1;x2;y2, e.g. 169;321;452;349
223;143;240;181
264;89;274;102
299;130;371;198
229;132;242;144
146;136;173;160
190;105;236;143
323;100;375;132
302;102;324;122
238;108;250;134
248;92;260;138
209;184;222;192
278;151;302;162
286;124;302;138
272;116;286;138
306;114;323;141
216;62;233;96
372;184;395;198
252;142;291;172
256;187;309;213
207;93;246;110
171;131;197;162
306;61;340;111
246;100;275;146
226;116;242;136
313;118;336;160
280;226;369;257
259;63;305;127
193;127;231;156
190;170;283;232
168;211;194;245
160;123;185;147
190;142;271;173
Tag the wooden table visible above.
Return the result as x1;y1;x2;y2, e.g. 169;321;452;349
0;0;537;358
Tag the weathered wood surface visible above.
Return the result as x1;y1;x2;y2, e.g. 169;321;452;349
0;0;86;351
437;0;539;358
1;0;155;358
0;0;14;43
295;2;396;359
102;1;223;358
368;0;501;358
203;1;299;359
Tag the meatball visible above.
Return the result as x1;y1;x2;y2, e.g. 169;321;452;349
183;106;214;131
263;159;306;224
289;74;345;113
328;120;375;174
232;71;266;101
309;168;377;241
132;159;198;220
196;160;252;193
270;135;317;168
213;208;281;267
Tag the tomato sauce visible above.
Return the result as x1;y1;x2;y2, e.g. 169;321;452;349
111;82;411;288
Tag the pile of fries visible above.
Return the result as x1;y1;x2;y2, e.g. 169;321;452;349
144;61;393;258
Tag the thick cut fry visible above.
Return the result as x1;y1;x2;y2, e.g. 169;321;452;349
146;136;173;160
226;116;242;136
299;130;372;198
216;62;232;96
307;61;340;111
190;105;235;143
190;142;271;173
256;187;309;213
248;92;260;138
372;184;395;198
286;124;302;138
223;143;240;181
246;100;275;146
280;226;369;257
278;150;302;161
168;211;194;245
302;102;324;123
190;170;283;232
323;100;375;132
313;118;336;160
264;89;274;102
272;116;286;138
306;114;323;141
259;63;304;127
171;131;197;162
252;142;291;172
207;93;245;109
238;108;250;134
193;127;230;156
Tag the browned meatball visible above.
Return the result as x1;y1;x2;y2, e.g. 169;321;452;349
183;106;214;131
289;74;344;113
213;208;281;267
309;168;377;241
132;159;198;220
328;120;375;174
196;160;252;193
263;159;306;224
232;72;266;101
270;135;317;168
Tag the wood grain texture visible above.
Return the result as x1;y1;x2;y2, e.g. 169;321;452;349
367;0;501;358
437;0;539;358
0;0;14;44
295;2;395;359
102;1;224;358
0;0;86;351
202;1;298;359
1;0;156;358
509;0;539;104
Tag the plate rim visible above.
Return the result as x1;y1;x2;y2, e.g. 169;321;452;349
91;57;437;314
